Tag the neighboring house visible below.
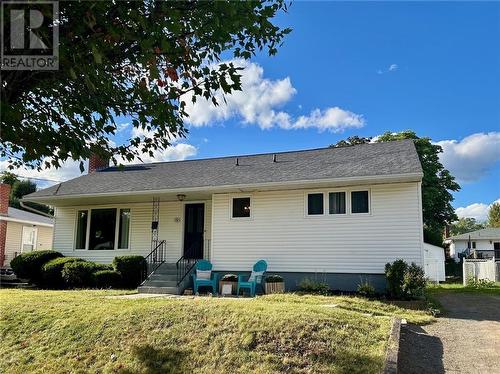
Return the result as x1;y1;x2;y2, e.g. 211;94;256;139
423;243;445;282
24;140;425;293
446;228;500;262
0;184;54;267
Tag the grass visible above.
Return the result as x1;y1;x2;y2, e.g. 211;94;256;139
427;282;500;296
0;290;433;374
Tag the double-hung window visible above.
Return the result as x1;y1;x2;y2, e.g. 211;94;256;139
75;208;130;250
329;192;346;215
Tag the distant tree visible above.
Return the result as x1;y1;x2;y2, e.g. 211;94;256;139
331;136;372;148
488;202;500;228
332;131;461;246
0;172;52;215
450;218;486;236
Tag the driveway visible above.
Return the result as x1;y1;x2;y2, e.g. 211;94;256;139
398;292;500;374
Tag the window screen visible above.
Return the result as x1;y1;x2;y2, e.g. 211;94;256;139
232;198;251;218
308;193;324;215
351;191;369;214
329;192;346;214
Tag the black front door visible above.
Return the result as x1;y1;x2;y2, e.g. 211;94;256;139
184;203;204;259
494;242;500;259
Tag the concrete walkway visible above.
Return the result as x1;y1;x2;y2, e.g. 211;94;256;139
398;292;500;374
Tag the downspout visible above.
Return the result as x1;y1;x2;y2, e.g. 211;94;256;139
20;201;53;218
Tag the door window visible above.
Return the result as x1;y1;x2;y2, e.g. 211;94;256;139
22;226;37;252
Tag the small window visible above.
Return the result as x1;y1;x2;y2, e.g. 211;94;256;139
75;210;88;249
232;197;251;218
307;193;324;215
329;192;346;214
118;209;131;249
351;191;369;214
472;242;476;249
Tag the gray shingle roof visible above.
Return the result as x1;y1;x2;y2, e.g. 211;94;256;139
448;228;500;241
5;207;54;226
26;139;422;199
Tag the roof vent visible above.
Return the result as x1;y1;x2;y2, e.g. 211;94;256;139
235;157;239;166
273;154;277;163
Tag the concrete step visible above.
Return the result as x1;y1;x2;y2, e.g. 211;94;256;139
149;274;177;281
142;280;178;287
138;286;179;295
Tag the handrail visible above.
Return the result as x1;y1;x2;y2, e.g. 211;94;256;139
141;240;166;284
176;256;197;285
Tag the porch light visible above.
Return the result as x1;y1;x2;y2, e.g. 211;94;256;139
177;194;186;202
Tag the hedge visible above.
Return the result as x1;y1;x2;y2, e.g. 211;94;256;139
41;257;86;288
112;255;147;288
62;261;111;288
10;250;63;283
93;270;122;289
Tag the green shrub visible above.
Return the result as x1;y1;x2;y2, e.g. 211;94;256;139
112;255;147;288
402;263;427;298
466;277;495;289
385;259;426;300
357;280;376;298
298;277;329;295
62;261;111;288
265;274;284;283
41;257;86;288
10;250;63;283
93;270;122;289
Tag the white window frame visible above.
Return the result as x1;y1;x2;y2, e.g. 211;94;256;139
327;190;348;216
305;192;326;217
20;226;38;253
350;189;371;215
74;207;132;251
230;195;253;220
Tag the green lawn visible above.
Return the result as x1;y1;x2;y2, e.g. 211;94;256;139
0;290;433;374
427;282;500;296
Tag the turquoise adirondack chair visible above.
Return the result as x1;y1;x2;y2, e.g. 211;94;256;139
237;260;267;297
192;260;218;295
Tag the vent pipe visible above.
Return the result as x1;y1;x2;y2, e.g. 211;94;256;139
235;157;239;166
273;154;277;163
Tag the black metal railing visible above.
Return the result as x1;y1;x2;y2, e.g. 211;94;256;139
141;240;166;284
176;256;197;285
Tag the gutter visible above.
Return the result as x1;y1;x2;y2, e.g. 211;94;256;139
19;201;53;218
23;172;424;202
0;216;53;228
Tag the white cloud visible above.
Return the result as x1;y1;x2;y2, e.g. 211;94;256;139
183;59;365;132
377;64;398;74
436;132;500;182
284;107;364;132
119;143;197;165
456;199;500;221
0;158;84;188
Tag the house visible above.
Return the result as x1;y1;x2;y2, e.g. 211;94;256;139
23;140;425;293
446;228;500;261
0;184;54;267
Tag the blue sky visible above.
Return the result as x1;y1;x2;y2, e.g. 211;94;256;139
5;2;500;221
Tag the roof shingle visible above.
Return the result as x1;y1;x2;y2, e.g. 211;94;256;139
27;139;422;198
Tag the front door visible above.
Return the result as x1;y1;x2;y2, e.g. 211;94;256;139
21;226;37;252
183;203;204;259
494;242;500;259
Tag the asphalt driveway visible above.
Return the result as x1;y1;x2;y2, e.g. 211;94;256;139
398;292;500;374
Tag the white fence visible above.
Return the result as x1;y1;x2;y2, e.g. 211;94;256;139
463;259;499;285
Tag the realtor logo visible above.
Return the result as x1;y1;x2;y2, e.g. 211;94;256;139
1;1;59;70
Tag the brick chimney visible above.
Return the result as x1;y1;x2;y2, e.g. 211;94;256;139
88;153;109;173
0;183;11;266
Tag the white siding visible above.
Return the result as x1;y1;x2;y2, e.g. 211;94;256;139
4;222;53;266
52;200;212;264
211;182;423;274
